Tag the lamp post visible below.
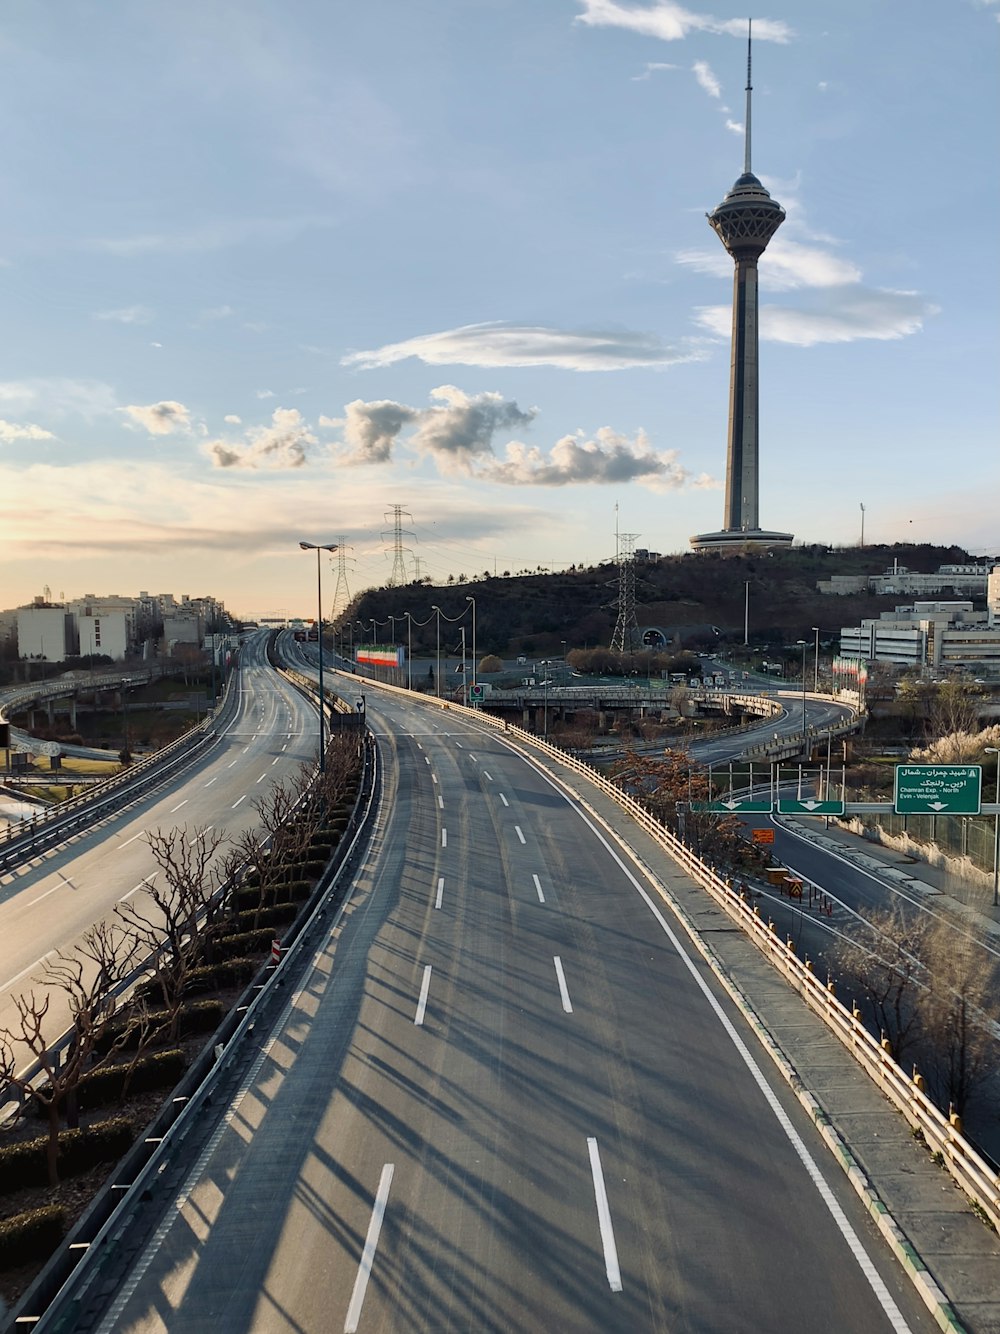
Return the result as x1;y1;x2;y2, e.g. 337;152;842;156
796;639;807;741
986;747;1000;908
812;626;821;692
405;612;413;690
744;580;750;647
431;605;441;697
299;540;338;772
466;596;477;688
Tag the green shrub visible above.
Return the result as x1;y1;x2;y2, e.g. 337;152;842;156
95;998;225;1053
76;1050;187;1110
0;1118;135;1192
0;1204;66;1269
231;903;298;933
184;956;260;994
215;928;274;960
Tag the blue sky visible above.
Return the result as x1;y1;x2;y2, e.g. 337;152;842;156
0;0;997;619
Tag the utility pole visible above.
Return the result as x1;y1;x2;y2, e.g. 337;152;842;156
383;505;415;586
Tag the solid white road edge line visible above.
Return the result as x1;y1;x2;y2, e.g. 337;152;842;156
343;1163;395;1333
587;1137;622;1292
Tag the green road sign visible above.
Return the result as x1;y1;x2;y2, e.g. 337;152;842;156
894;764;982;815
777;798;845;816
468;683;485;701
697;798;773;814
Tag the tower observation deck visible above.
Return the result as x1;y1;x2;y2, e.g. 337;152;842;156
691;24;792;551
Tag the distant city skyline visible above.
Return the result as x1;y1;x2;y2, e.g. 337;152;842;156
0;1;996;617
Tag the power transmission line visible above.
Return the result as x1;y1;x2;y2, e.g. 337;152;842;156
382;505;415;586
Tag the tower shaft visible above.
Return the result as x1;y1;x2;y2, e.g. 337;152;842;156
723;256;761;531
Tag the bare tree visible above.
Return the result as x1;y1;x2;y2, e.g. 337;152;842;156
117;825;226;1041
0;922;140;1185
920;920;998;1117
834;906;928;1065
928;678;983;740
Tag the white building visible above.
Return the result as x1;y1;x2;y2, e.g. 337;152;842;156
840;600;1000;674
77;611;129;661
988;564;1000;627
16;606;76;661
819;561;995;597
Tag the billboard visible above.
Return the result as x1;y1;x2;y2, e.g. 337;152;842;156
356;644;405;668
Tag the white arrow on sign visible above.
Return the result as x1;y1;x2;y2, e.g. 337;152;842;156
928;801;948;811
799;799;821;810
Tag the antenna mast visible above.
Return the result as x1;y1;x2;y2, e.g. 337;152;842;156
744;18;753;175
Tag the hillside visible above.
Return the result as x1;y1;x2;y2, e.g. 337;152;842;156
341;542;980;659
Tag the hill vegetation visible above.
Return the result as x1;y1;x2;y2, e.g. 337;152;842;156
340;542;979;660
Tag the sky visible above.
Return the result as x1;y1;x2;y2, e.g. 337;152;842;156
0;0;997;620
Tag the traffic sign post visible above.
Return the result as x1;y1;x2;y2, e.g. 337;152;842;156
777;798;845;816
894;764;982;815
469;683;486;703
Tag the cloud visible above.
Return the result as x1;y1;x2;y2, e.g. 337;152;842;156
338;399;419;464
409;386;538;476
224;414;242;425
329;386;712;491
574;1;792;44
94;305;154;325
256;389;276;399
86;214;337;257
677;238;863;290
0;419;55;442
483;428;708;489
120;401;193;436
207;407;317;469
694;288;938;346
632;61;679;80
342;322;708;372
691;60;721;98
0;378;118;420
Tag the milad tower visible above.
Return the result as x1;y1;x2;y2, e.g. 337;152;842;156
691;25;792;550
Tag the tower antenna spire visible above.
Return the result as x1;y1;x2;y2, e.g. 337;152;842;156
744;18;753;175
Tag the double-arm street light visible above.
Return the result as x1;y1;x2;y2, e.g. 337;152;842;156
986;747;1000;908
812;626;821;692
796;639;808;740
466;596;477;688
299;541;338;772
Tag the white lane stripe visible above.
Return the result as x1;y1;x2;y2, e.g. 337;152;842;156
425;756;431;765
438;795;444;809
188;826;213;846
587;1138;622;1292
469;753;477;762
227;759;238;768
343;1163;395;1333
435;877;444;909
256;772;267;783
514;825;526;844
533;873;545;904
499;792;509;807
559;789;914;1331
483;770;493;781
204;775;219;787
271;757;280;766
441;829;447;848
553;956;573;1013
119;873;156;904
169;799;188;813
455;741;463;748
414;966;432;1026
432;774;438;784
232;795;247;808
119;830;145;849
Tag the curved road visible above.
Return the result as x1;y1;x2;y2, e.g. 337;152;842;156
94;683;936;1333
0;633;318;1060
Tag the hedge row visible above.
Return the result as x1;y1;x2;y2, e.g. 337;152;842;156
95;999;225;1054
184;955;262;995
0;1205;66;1270
229;902;299;934
214;928;275;961
75;1049;188;1111
0;1118;135;1192
232;879;313;913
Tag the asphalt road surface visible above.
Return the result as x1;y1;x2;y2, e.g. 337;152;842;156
95;685;937;1333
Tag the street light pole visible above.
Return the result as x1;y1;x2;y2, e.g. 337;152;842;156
812;626;820;692
466;596;476;688
986;748;1000;908
796;639;807;741
299;541;338;772
405;612;413;691
431;605;441;697
744;580;750;647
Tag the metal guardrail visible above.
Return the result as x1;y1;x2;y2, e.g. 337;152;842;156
10;731;379;1334
336;667;1000;1234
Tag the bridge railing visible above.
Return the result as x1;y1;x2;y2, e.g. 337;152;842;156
332;666;1000;1233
